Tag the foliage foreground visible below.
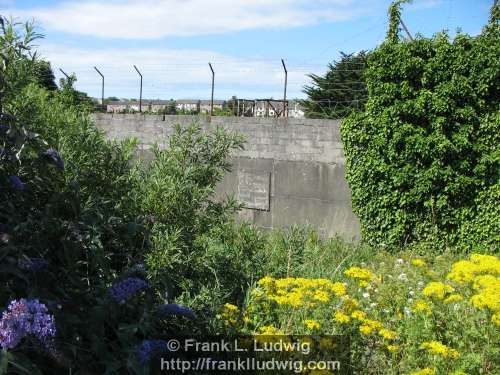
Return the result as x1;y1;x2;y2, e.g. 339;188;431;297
222;252;500;374
2;3;500;375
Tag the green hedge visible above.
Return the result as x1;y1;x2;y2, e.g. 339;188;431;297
341;2;499;251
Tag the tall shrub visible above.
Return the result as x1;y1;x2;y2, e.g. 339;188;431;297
1;17;258;373
135;124;256;308
341;2;499;251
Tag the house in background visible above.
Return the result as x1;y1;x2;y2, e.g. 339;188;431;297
251;100;305;118
288;101;305;118
176;99;199;112
199;100;225;113
106;98;304;117
106;100;148;113
107;99;224;114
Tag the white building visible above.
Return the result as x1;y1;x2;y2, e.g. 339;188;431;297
106;98;304;117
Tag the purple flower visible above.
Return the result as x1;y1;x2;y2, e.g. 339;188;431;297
137;340;169;364
44;148;64;171
108;277;149;303
158;304;196;320
0;299;56;350
18;257;49;272
8;175;25;190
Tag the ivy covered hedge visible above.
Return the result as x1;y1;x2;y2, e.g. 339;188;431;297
341;1;499;251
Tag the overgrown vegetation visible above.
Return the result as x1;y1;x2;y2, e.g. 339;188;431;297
1;2;499;374
0;17;261;373
341;1;500;251
224;250;500;374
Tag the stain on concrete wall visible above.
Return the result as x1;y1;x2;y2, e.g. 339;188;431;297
237;170;271;211
92;113;361;241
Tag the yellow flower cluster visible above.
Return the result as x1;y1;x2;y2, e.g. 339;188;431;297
422;282;455;300
344;267;375;287
359;319;383;335
409;368;435;375
219;303;239;326
470;275;500;325
256;276;346;308
351;310;367;321
420;341;460;359
444;294;463;304
258;325;284;335
447;254;500;326
387;344;399;353
333;311;351;324
412;299;432;315
447;254;500;283
341;297;359;313
347;307;398;340
379;328;398;340
303;319;321;330
412;259;427;267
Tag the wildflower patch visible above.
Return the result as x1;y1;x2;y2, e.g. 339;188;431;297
222;253;500;374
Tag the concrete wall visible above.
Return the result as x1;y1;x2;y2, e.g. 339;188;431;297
92;113;360;241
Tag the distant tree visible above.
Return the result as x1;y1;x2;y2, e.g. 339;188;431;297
34;60;58;91
213;106;232;116
160;99;177;115
57;75;95;110
106;96;120;102
225;95;238;115
303;51;368;119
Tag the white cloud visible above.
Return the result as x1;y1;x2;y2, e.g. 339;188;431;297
8;0;366;39
39;43;325;99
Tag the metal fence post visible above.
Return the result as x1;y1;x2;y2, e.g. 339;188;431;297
59;68;70;79
281;59;288;118
133;65;143;113
94;66;105;110
398;16;413;41
208;62;215;116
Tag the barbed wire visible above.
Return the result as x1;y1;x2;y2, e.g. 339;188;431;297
102;98;369;105
27;17;371;102
29;61;369;102
51;66;367;71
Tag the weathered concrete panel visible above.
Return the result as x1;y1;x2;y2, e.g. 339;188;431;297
270;196;360;241
237;170;271;211
92;114;361;241
273;161;351;203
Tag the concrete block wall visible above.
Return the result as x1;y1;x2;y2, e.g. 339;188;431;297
92;113;360;241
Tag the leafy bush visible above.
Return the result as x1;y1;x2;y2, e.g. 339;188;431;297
0;18;43;108
223;251;500;374
0;17;259;374
341;2;500;251
133;123;264;315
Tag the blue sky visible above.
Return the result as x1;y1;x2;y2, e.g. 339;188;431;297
1;0;494;100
